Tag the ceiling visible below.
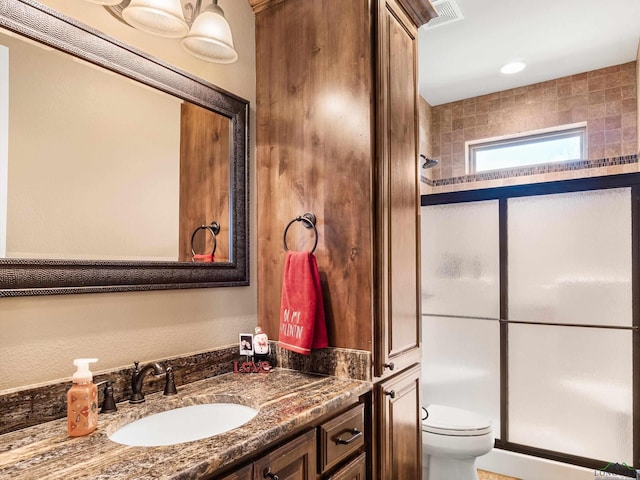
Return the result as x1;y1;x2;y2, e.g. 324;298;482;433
418;0;640;106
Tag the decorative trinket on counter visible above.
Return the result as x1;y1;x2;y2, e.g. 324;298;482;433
239;332;254;357
233;360;272;373
234;328;271;373
253;326;270;362
67;358;99;436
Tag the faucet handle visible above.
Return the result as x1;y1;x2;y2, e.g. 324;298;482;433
100;381;118;413
164;366;178;396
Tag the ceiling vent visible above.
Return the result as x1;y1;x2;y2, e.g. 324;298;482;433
425;0;464;29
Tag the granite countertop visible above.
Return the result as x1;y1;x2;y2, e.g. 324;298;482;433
0;369;372;479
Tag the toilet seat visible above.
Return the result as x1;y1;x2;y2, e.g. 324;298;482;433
422;404;492;437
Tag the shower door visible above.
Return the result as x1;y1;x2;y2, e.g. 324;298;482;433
421;199;501;437
421;174;639;470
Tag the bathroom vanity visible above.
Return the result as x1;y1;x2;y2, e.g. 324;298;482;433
0;369;371;479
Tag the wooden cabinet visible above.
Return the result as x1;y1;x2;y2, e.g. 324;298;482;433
216;430;315;480
254;429;316;480
327;453;367;480
219;464;253;480
373;0;423;378
376;364;422;480
214;403;368;480
319;404;365;475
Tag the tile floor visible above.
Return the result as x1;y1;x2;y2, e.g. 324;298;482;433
478;469;521;480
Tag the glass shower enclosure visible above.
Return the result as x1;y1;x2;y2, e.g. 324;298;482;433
421;174;639;470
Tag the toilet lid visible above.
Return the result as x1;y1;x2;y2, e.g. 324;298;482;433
422;404;492;436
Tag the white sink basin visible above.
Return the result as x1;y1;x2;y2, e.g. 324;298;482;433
109;403;258;447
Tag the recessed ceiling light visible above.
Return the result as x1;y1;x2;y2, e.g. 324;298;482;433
500;61;526;74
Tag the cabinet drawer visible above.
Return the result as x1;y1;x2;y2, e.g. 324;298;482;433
319;404;365;473
326;452;366;480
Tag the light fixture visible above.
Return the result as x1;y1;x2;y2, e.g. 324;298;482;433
500;61;526;75
182;2;237;63
122;0;189;38
89;0;238;63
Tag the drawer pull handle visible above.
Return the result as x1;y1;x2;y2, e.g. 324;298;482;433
384;390;396;399
383;362;395;371
263;468;279;480
336;428;362;445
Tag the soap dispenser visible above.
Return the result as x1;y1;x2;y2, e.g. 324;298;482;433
67;358;99;436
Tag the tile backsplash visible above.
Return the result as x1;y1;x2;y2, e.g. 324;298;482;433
0;344;370;435
0;346;240;435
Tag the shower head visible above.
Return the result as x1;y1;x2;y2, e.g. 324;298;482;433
420;154;439;169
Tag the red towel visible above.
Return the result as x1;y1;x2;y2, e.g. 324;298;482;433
279;251;328;355
193;254;215;262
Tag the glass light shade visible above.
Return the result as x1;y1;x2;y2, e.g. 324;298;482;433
122;0;189;38
85;0;122;5
181;4;238;63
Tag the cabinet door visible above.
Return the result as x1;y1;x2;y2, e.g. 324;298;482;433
377;364;422;479
218;464;253;480
374;0;422;377
253;429;316;480
326;453;367;480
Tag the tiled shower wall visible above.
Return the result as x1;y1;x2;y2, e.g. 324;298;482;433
637;43;640;146
419;95;433;163
423;61;638;192
418;96;433;195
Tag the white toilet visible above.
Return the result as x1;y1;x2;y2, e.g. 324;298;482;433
422;404;494;480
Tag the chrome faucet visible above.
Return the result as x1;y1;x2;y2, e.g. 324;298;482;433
129;361;165;404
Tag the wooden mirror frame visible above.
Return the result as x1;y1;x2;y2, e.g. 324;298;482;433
0;0;249;296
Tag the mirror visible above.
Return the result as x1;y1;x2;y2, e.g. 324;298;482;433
0;0;249;295
1;31;232;262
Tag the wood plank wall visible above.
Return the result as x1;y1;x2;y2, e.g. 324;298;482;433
179;102;230;262
255;0;375;350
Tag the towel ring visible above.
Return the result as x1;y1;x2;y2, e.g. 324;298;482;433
283;212;318;254
191;221;220;262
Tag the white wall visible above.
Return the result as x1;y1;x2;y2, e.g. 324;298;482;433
0;0;257;390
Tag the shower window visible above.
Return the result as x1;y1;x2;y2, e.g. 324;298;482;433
421;175;639;471
468;124;586;173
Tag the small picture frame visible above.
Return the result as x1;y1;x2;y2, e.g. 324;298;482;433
239;333;254;356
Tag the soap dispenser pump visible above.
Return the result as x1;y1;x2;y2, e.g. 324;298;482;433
67;358;99;436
